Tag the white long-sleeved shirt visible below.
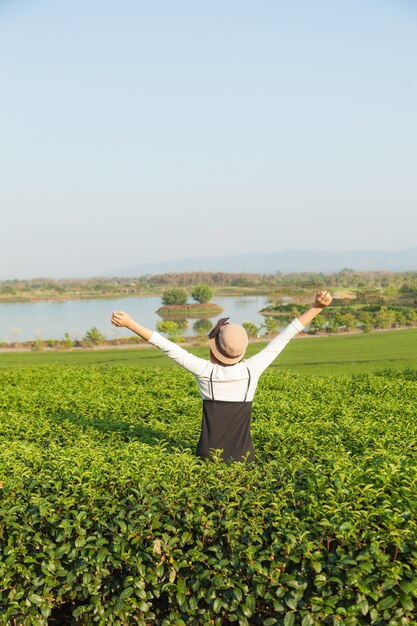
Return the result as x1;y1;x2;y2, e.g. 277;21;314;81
148;319;304;402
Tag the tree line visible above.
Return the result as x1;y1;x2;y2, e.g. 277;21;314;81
2;270;417;303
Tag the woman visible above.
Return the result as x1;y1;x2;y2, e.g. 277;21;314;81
111;290;332;462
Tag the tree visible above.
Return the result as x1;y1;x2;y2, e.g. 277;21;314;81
33;339;46;351
83;327;106;346
310;316;328;333
242;321;259;338
156;320;186;342
61;332;73;349
373;307;396;329
262;316;279;336
394;311;407;328
355;286;384;305
325;318;339;334
162;288;188;306
193;319;213;337
191;284;213;304
404;308;417;325
340;313;357;332
359;312;373;333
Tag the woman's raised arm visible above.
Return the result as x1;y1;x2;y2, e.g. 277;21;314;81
297;290;333;327
245;290;332;375
111;310;209;376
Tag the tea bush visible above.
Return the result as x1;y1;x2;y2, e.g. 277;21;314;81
1;366;417;625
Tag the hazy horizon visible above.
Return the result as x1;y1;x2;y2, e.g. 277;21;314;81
2;0;417;279
0;245;416;281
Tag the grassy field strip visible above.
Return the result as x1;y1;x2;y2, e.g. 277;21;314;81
0;328;416;375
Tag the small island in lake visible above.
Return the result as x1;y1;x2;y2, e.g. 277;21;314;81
157;301;223;319
156;284;223;319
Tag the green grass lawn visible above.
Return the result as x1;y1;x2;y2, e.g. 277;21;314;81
1;328;416;375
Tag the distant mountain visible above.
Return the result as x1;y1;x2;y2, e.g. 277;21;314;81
113;246;417;276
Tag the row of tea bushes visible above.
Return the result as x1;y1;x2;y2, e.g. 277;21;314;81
1;366;417;625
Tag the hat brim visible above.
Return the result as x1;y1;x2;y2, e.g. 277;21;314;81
208;336;246;365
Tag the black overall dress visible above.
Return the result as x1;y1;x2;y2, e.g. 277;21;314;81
196;367;256;463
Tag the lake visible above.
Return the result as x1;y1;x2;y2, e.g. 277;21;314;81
0;295;270;342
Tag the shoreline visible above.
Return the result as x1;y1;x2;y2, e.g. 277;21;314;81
0;325;414;354
0;289;272;304
0;293;162;304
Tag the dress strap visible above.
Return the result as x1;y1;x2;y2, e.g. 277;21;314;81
210;368;215;401
243;366;251;402
209;366;251;402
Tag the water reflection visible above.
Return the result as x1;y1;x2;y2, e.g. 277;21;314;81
193;319;213;336
157;304;223;320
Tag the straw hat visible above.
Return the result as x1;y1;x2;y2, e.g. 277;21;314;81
208;317;249;365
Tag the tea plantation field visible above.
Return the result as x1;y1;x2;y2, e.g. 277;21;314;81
1;359;417;625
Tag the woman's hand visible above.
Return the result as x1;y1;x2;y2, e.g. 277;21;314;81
111;310;134;329
111;311;153;340
314;290;333;309
297;291;333;327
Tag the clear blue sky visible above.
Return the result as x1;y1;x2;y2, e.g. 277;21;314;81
1;0;416;278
